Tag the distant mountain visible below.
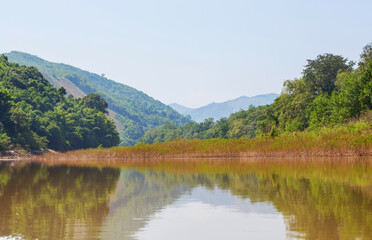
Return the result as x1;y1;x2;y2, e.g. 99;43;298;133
5;51;190;145
168;103;192;115
170;93;279;122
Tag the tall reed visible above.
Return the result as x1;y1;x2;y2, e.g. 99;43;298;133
36;120;372;161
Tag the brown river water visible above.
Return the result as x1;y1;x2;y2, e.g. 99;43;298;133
0;157;372;240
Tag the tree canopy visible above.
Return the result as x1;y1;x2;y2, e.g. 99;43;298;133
0;55;120;151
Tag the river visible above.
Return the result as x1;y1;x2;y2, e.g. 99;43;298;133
0;157;371;239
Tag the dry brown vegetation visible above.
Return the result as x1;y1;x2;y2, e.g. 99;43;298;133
35;120;372;162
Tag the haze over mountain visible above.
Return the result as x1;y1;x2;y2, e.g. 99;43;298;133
5;51;190;145
170;93;279;122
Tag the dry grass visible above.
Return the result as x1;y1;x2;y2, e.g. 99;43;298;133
36;120;372;162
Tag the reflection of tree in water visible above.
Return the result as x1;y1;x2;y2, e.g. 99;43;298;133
205;173;372;240
107;168;372;240
156;171;372;240
0;163;120;240
99;168;372;240
101;169;190;240
0;166;12;196
0;161;372;240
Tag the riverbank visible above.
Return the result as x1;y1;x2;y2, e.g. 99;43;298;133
0;149;50;160
0;150;30;160
36;121;372;161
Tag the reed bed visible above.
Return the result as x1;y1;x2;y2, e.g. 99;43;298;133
36;121;372;162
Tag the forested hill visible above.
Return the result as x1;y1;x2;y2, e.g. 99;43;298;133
0;55;120;152
5;51;190;145
170;93;279;122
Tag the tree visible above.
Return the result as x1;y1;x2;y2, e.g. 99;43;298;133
58;87;67;96
0;89;12;123
303;53;354;96
359;43;372;70
359;61;372;109
83;93;108;114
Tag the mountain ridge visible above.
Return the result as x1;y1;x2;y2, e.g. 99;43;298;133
169;93;279;122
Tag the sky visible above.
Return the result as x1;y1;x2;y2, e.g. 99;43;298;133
1;0;371;108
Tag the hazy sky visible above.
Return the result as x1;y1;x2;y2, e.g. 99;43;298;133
1;0;371;108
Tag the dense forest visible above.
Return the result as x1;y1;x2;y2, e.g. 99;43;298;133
5;52;190;145
140;44;372;144
0;55;120;152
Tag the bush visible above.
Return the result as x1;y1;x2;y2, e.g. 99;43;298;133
0;133;10;152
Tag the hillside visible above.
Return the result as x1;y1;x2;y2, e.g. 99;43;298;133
170;93;279;122
5;51;190;145
0;55;119;152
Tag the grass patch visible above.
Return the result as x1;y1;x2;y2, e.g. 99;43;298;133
37;119;372;161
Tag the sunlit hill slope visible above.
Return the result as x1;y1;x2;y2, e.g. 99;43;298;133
5;51;190;145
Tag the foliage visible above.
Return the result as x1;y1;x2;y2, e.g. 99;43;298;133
140;105;271;144
39;117;372;160
140;44;372;144
0;55;120;151
5;51;191;145
0;133;10;152
82;93;108;114
359;43;372;70
302;53;354;95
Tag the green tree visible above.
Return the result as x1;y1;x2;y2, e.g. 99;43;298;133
57;87;67;96
358;43;372;70
359;61;372;109
83;93;109;114
0;89;12;123
303;53;354;96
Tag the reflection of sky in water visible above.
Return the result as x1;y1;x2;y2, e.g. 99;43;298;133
2;161;372;240
134;187;287;240
183;186;278;214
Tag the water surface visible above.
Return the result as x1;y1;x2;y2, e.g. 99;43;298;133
0;158;371;239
